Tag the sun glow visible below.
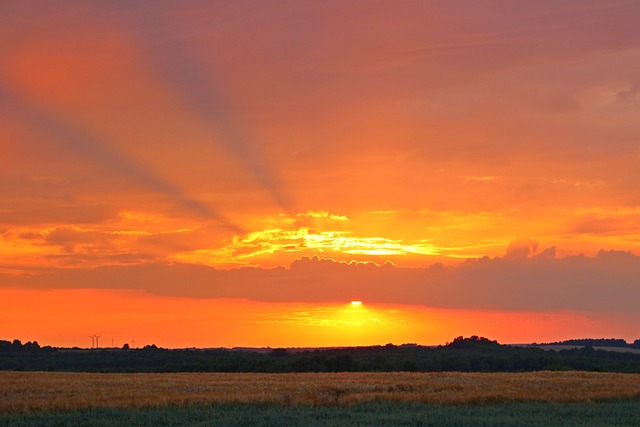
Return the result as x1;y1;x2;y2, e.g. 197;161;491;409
350;300;363;306
170;214;445;268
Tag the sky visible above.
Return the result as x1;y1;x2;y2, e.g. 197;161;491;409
1;0;640;348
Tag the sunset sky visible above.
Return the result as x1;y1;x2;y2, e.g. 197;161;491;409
2;1;640;348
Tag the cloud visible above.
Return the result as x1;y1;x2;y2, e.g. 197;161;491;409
0;203;117;225
297;211;349;221
43;227;114;253
2;1;640;272
4;250;640;313
535;246;557;259
0;85;239;231
108;2;292;209
574;214;640;235
504;238;539;259
615;84;639;103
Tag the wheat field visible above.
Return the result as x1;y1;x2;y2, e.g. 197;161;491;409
2;371;640;413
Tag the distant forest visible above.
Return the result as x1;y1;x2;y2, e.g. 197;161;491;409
542;338;640;348
2;336;640;374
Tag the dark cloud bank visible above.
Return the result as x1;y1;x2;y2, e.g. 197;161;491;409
5;250;639;312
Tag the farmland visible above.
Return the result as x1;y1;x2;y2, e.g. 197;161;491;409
2;371;639;425
2;371;640;412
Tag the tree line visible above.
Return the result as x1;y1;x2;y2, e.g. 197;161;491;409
2;336;640;373
541;338;640;348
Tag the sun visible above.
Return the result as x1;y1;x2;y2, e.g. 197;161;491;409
350;300;363;306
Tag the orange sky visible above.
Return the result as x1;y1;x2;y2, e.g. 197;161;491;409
1;1;640;348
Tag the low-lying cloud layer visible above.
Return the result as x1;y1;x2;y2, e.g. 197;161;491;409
5;250;638;313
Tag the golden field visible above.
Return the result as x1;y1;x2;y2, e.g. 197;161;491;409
2;371;640;413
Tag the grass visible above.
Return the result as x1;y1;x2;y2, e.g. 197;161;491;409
1;400;640;426
2;371;640;413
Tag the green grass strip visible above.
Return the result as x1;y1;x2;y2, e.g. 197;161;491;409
1;399;640;426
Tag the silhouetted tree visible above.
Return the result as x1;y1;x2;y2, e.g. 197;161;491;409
23;341;40;351
334;354;355;371
270;348;288;357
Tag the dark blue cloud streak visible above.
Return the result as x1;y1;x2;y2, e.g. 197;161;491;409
0;84;241;232
110;2;292;210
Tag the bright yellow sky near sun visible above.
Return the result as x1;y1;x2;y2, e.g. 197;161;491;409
1;1;640;347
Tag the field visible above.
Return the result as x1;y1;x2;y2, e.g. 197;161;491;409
1;400;640;426
2;371;640;411
2;371;640;425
